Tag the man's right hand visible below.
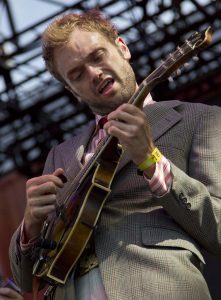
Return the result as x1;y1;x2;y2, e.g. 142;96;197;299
24;168;66;240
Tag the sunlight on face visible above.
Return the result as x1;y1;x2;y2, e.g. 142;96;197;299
54;29;136;115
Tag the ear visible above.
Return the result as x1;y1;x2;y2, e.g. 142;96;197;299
115;37;131;60
65;85;82;102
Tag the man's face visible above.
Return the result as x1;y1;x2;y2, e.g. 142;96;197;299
54;29;136;115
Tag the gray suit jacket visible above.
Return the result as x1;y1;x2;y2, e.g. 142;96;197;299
9;100;221;299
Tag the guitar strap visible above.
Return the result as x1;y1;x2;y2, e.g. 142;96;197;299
32;276;40;300
44;284;57;299
32;276;57;300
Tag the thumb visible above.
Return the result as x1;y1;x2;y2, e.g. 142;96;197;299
53;168;67;183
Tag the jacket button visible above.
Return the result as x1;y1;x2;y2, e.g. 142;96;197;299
182;197;188;203
186;202;191;210
179;193;187;203
179;192;184;199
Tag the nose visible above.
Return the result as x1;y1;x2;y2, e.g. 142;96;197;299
87;65;102;84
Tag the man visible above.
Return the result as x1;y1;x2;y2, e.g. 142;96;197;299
9;9;221;300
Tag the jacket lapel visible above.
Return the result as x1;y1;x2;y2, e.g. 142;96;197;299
65;120;96;180
145;100;182;141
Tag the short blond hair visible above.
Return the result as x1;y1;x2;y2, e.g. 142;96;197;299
42;9;119;83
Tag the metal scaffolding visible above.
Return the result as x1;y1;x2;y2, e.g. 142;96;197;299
0;0;221;176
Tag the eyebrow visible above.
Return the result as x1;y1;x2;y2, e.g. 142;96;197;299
66;48;105;80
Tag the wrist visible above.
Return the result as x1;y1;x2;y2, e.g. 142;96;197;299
143;164;156;179
23;217;42;241
137;147;162;171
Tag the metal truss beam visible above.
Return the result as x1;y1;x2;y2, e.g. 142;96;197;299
0;0;221;176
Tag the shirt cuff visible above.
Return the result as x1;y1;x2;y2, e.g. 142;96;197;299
144;155;172;197
20;219;39;253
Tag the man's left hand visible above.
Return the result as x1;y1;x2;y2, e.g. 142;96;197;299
104;103;155;166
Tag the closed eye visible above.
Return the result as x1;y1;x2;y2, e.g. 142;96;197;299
74;72;83;81
68;68;84;82
92;49;105;63
67;49;106;82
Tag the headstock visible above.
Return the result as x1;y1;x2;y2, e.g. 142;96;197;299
145;26;213;86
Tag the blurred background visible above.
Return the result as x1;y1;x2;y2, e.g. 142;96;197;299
0;0;221;299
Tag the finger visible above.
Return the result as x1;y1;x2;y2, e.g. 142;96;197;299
30;204;57;219
27;173;64;190
106;106;146;133
30;194;57;207
104;119;136;137
27;181;59;198
54;168;68;183
105;124;135;144
108;103;144;120
107;110;137;125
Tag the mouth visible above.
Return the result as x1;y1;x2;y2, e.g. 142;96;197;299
98;78;114;96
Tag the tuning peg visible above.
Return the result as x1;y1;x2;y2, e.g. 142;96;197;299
184;62;189;68
193;56;199;61
177;46;184;55
169;53;176;62
168;76;174;82
176;69;181;76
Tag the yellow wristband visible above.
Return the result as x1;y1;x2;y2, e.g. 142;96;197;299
138;147;162;171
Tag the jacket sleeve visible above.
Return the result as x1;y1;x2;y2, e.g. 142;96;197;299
9;147;57;292
9;225;39;292
158;105;221;256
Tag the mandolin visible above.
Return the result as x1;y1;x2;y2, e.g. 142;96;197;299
32;26;213;285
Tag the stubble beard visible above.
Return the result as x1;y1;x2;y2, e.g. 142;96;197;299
100;61;136;115
120;63;136;105
85;61;136;116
